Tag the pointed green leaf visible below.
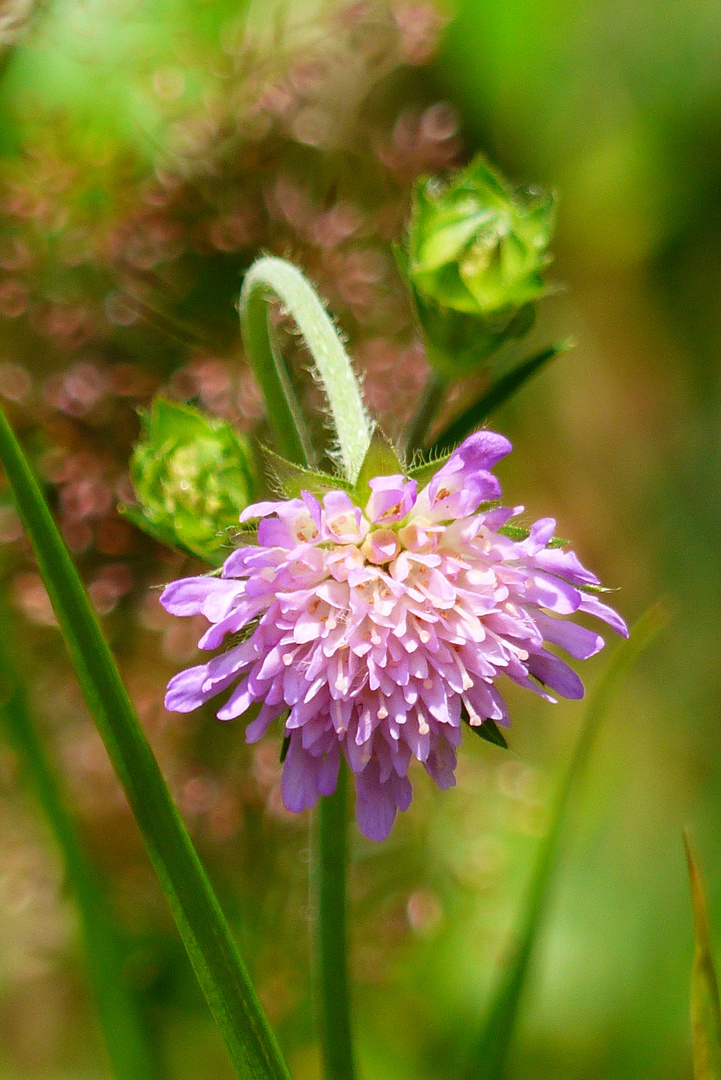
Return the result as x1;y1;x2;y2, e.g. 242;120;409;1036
429;342;570;455
352;427;405;505
260;446;349;500
0;404;291;1080
465;603;667;1080
685;833;721;1080
467;717;509;749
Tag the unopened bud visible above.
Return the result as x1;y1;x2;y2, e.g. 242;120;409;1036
127;399;256;562
402;155;556;374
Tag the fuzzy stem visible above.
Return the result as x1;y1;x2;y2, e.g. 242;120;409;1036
240;257;372;481
240;258;358;1078
404;370;449;455
313;762;356;1080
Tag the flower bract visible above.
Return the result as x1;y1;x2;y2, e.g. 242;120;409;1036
160;431;627;841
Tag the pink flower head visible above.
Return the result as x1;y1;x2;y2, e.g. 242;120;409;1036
160;432;627;841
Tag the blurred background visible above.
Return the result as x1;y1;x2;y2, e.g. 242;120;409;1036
0;0;718;1077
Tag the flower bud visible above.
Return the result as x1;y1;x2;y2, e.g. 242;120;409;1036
402;155;556;374
127;399;256;561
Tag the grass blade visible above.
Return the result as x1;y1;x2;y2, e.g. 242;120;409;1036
429;343;569;455
0;404;291;1080
465;603;667;1080
685;833;721;1079
0;600;155;1080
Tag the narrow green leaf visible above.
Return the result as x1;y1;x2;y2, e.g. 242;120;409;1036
685;833;721;1080
429;342;570;455
468;718;509;749
465;603;668;1080
0;602;155;1080
260;446;349;500
240;257;372;479
351;427;405;505
0;405;291;1080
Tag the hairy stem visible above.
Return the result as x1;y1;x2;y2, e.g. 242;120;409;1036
240;257;372;481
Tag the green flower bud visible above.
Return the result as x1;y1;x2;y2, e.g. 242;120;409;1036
408;155;556;320
126;399;256;562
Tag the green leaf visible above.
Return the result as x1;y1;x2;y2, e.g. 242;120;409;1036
464;603;668;1080
240;257;372;479
429;342;570;455
351;427;405;505
0;404;291;1080
685;833;721;1080
0;601;155;1080
466;717;509;749
261;446;350;500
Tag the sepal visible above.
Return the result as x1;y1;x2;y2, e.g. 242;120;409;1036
351;427;405;504
261;446;350;499
463;711;509;749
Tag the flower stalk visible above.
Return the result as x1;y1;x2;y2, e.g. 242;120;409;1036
239;258;360;1080
240;256;372;482
313;763;356;1080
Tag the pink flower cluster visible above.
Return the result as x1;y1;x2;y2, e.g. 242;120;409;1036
161;432;626;841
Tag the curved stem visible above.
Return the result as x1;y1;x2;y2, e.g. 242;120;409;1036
240;257;372;480
404;370;449;455
313;762;356;1080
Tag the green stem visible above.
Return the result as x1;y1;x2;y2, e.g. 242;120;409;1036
0;405;291;1080
0;601;155;1080
313;763;355;1080
239;258;359;1080
240;257;372;482
404;370;449;455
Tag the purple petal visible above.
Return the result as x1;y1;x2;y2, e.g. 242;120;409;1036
533;546;600;586
354;761;412;841
166;663;231;713
281;734;323;813
527;650;585;699
160;576;242;620
366;476;417;525
534;613;605;659
245;703;284;742
578;593;629;637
